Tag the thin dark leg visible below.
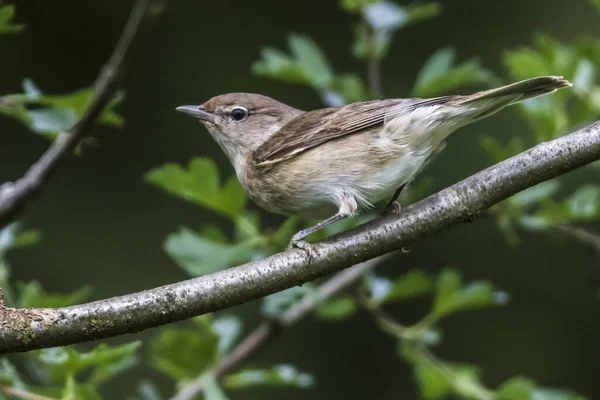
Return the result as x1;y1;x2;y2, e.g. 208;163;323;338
383;183;407;215
288;212;346;246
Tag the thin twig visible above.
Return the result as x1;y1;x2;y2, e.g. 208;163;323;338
0;385;56;400
171;253;394;400
0;120;599;353
0;0;157;229
555;224;600;251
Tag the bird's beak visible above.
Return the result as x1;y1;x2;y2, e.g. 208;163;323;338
175;105;216;123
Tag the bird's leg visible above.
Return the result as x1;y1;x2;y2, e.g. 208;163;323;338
288;195;357;260
383;183;407;215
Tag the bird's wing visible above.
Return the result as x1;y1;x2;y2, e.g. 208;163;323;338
252;96;454;165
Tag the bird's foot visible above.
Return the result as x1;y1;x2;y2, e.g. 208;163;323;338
287;237;315;262
383;200;402;216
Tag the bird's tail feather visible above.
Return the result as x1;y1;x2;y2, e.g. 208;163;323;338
449;76;572;121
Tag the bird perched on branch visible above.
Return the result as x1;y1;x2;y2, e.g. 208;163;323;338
177;76;571;256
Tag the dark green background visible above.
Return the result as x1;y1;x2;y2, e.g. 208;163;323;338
1;0;600;398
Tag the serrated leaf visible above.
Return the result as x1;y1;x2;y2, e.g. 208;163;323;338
315;296;357;320
0;3;25;33
145;158;247;219
17;281;91;308
165;227;259;276
150;326;218;382
38;342;141;384
224;364;314;389
413;48;492;97
497;377;536;400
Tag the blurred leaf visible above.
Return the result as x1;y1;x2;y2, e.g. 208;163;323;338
508;180;560;210
145;158;247;219
532;388;587;400
261;285;317;318
520;184;600;230
315;295;357;320
252;48;308;84
211;315;243;356
61;375;102;400
17;281;91;308
234;212;261;243
165;226;259;276
0;2;25;33
432;269;508;319
413;48;492;97
224;364;314;389
339;0;378;13
497;377;536;400
202;375;229;400
135;380;163;400
480;136;526;164
38;342;141;384
289;34;334;88
366;269;433;306
270;216;303;249
592;0;600;12
0;358;26;389
329;74;371;104
150;324;218;382
0;223;40;256
364;1;406;31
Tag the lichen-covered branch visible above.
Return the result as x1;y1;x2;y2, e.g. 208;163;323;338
0;120;599;354
0;0;156;229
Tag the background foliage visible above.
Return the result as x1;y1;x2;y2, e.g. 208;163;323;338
1;0;600;399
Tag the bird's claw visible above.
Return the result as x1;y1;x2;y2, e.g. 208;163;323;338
383;200;402;216
287;238;315;262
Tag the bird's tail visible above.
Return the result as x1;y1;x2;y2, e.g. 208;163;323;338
448;76;572;121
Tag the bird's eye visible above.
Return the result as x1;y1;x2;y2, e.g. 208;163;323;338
230;107;248;122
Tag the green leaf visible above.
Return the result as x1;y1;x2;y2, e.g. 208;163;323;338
17;281;91;308
145;158;247;219
366;269;433;306
224;364;314;389
591;0;600;12
315;295;357;320
413;48;492;97
497;377;536;400
508;180;560;210
211;315;243;356
165;226;259;276
135;380;163;400
329;74;371;103
0;223;40;256
339;0;379;13
1;80;124;137
150;325;218;382
532;388;587;400
480;136;527;164
261;285;317;318
202;375;230;400
253;47;308;84
61;375;102;400
364;1;407;31
38;342;141;384
0;3;25;33
432;269;508;319
288;34;334;88
0;358;26;389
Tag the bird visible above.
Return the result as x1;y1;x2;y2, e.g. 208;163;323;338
176;76;571;256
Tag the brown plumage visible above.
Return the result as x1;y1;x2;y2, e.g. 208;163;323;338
177;76;571;254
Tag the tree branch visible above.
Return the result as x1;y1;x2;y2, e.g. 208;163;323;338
0;120;599;354
171;253;394;400
0;0;157;229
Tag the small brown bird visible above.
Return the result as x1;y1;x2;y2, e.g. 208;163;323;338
177;76;571;254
